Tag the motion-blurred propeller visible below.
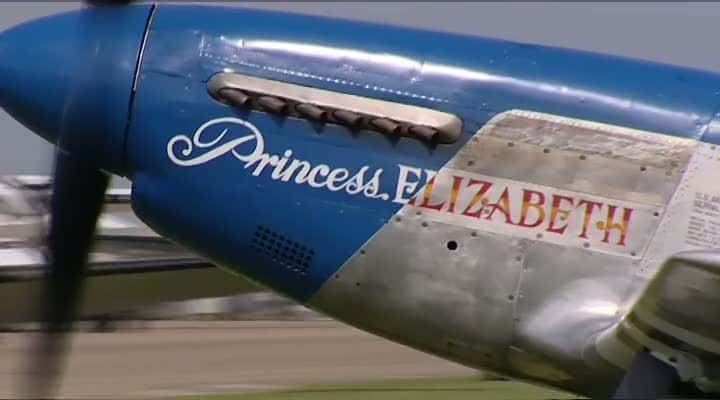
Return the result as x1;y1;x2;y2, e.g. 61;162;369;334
22;0;135;397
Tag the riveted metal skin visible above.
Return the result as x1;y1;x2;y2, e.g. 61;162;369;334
311;210;524;374
593;142;720;393
469;111;695;206
21;4;717;397
12;1;720;397
309;110;697;397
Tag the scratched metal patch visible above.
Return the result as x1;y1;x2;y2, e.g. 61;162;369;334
310;110;699;385
640;143;720;276
411;110;696;258
412;168;657;258
458;110;696;206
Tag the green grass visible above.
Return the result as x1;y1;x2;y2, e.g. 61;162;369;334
156;376;579;400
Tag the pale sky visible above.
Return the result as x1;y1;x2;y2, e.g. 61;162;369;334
2;2;720;176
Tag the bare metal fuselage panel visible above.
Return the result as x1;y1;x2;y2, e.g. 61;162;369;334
310;110;719;393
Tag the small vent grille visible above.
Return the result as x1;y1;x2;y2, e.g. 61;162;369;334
251;226;314;276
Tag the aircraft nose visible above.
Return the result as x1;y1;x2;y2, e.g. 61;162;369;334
0;5;153;175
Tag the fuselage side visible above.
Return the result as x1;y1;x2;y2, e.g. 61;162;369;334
121;5;720;397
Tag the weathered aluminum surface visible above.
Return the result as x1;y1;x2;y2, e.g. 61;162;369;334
412;167;658;258
309;212;523;376
592;143;720;393
639;143;720;276
595;251;720;393
310;110;697;395
467;110;695;206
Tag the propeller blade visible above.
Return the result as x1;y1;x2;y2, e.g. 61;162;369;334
24;151;109;398
0;1;144;397
45;151;109;330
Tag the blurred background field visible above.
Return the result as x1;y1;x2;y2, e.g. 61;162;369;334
157;377;578;400
0;231;575;399
0;320;472;399
0;279;580;399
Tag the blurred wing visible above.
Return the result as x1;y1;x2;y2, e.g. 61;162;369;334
0;235;258;324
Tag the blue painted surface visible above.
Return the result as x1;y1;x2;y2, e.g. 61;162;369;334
123;4;720;301
4;4;720;301
129;74;463;300
0;5;153;174
140;5;720;142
